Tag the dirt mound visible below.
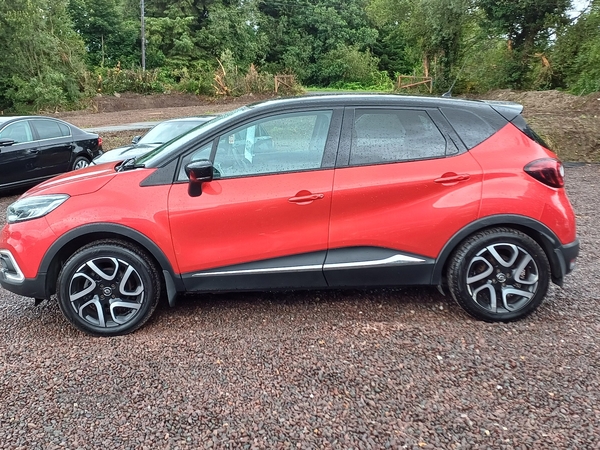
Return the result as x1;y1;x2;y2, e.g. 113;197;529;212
482;89;600;115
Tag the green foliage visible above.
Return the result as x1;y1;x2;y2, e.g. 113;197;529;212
4;0;600;113
95;66;167;94
367;0;475;91
257;0;378;85
477;0;571;88
313;45;393;90
553;1;600;94
213;50;277;97
0;0;88;111
68;0;140;68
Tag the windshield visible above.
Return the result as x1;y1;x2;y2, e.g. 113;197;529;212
138;120;207;145
136;106;251;165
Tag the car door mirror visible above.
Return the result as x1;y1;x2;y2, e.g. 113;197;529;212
0;138;15;147
185;159;214;197
131;135;141;144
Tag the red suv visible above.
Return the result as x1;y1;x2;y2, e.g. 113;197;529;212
0;95;579;336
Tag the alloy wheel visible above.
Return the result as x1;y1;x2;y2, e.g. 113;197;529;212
68;256;145;329
465;243;539;314
74;159;89;169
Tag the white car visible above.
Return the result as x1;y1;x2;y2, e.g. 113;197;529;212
92;116;215;165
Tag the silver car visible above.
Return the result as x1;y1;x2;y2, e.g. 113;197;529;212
92;116;215;165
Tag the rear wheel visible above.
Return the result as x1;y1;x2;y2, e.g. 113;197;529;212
57;240;161;336
447;228;550;322
72;156;90;170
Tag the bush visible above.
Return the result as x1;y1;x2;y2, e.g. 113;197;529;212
312;45;391;89
95;65;168;95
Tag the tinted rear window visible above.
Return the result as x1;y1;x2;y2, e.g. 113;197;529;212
31;120;64;140
441;106;507;149
511;115;550;149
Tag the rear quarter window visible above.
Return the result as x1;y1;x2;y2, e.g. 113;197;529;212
441;106;508;149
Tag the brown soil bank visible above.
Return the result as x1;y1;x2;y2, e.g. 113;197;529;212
58;90;600;162
477;90;600;163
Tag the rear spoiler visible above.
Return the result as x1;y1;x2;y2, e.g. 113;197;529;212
482;100;524;122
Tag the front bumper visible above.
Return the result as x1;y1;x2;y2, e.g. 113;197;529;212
0;249;48;299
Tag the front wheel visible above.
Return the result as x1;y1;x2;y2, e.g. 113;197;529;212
57;240;161;336
447;228;550;322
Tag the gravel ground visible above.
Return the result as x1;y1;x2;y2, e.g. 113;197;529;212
0;165;598;449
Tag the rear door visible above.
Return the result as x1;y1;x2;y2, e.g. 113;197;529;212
0;120;39;189
30;119;74;177
168;108;342;291
325;107;483;286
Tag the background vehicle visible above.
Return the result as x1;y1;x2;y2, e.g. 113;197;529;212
0;95;579;336
0;116;103;193
91;116;215;165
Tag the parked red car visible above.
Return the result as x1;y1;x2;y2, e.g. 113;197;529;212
0;95;579;336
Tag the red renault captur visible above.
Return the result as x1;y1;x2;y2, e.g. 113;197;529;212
0;95;579;336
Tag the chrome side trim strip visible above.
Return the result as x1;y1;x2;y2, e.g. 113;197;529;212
324;254;426;270
192;264;322;277
191;254;426;278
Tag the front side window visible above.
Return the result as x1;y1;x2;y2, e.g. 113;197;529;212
212;111;332;178
31;120;64;140
350;109;446;165
178;142;213;180
0;121;34;143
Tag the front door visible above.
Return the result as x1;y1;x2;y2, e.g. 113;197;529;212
168;109;340;291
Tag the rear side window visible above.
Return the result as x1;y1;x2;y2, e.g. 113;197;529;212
31;119;65;140
350;109;446;165
441;107;507;149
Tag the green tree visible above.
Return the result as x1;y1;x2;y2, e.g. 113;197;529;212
0;0;87;111
553;0;600;93
258;0;378;84
477;0;572;87
69;0;140;68
367;0;474;88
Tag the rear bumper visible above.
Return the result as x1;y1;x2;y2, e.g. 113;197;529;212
554;239;579;276
553;238;579;286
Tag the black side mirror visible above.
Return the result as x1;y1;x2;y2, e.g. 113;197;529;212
0;138;15;147
131;135;141;144
185;160;214;197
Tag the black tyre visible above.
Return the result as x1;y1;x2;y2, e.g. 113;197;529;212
447;228;550;322
72;155;90;170
57;240;161;336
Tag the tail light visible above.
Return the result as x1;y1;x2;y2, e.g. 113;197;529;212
98;136;103;147
524;158;565;188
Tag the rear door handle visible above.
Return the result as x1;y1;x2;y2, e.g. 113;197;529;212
288;193;325;204
27;149;40;155
434;173;470;184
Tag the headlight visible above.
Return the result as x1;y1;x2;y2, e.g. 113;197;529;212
7;194;70;224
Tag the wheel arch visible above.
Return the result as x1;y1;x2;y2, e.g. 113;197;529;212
432;215;566;287
40;223;183;300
